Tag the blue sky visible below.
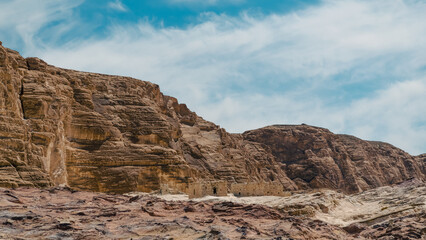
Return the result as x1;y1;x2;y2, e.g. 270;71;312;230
0;0;425;155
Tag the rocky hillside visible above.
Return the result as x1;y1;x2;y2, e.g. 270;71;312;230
0;42;424;193
416;154;426;176
243;125;424;193
0;43;295;193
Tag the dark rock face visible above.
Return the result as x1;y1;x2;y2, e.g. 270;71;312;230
243;125;425;193
0;43;424;194
416;154;426;175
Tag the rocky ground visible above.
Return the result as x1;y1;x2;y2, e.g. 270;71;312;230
161;179;426;239
1;179;424;239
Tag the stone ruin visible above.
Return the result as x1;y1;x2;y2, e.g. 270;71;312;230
230;182;290;197
186;181;228;198
160;181;290;199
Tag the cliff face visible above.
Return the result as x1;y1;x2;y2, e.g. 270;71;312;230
0;43;424;193
0;47;51;188
0;43;296;193
416;154;426;176
243;125;424;193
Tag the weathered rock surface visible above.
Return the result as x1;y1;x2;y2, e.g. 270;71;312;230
243;125;425;193
0;44;295;193
416;154;426;176
1;180;424;239
0;186;355;239
0;43;424;194
0;47;51;188
158;179;426;239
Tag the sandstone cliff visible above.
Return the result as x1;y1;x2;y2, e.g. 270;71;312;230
0;43;424;194
243;125;424;193
0;43;295;193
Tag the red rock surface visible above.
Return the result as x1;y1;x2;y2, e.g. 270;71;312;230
1;182;425;239
0;187;355;239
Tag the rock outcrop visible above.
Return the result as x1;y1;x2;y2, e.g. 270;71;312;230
243;125;424;193
0;44;295;193
416;154;426;176
0;47;51;188
0;187;355;239
0;43;424;194
1;179;424;239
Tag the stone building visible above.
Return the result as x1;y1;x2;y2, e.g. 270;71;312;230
186;181;227;199
160;180;289;198
230;182;289;197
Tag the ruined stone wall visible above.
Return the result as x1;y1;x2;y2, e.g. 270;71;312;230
176;181;290;198
230;182;289;197
186;181;227;198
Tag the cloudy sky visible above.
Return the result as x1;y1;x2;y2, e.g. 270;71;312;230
0;0;425;155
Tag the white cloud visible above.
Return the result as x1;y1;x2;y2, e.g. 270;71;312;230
0;0;83;51
108;0;128;12
344;80;426;155
0;0;425;154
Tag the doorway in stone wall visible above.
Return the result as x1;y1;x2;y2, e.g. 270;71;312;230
213;187;217;195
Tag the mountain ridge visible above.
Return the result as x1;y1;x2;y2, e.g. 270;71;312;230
0;42;424;194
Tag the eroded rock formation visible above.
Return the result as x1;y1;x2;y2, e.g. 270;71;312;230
0;186;355;239
0;43;424;194
1;179;424;239
0;44;295;193
416;154;426;176
243;125;424;193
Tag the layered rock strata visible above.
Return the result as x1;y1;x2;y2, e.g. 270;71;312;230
1;180;424;239
243;125;424;193
0;187;355;239
416;154;426;175
0;47;51;188
0;43;424;194
0;44;295;193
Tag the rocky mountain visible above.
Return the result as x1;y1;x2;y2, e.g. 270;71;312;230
0;42;424;194
243;125;424;193
0;42;295;194
416;154;426;176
